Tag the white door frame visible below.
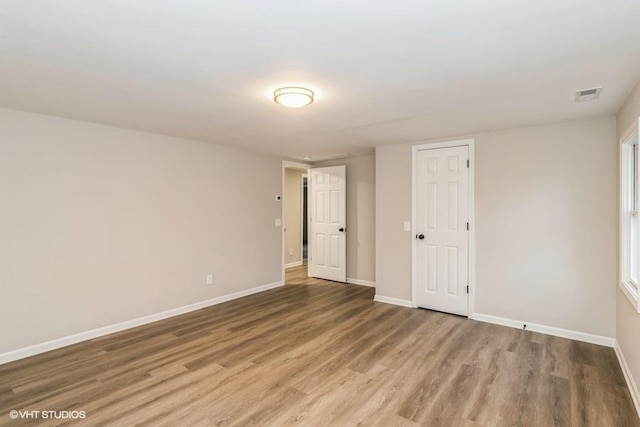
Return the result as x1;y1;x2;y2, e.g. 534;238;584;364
282;161;312;283
411;139;475;316
301;173;308;263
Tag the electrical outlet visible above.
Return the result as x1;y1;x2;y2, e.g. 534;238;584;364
206;274;213;285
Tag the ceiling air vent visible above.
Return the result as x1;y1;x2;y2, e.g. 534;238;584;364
575;87;602;102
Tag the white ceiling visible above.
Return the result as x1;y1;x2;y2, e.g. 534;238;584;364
1;1;640;161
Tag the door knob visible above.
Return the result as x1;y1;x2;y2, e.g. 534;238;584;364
416;234;425;240
339;227;345;232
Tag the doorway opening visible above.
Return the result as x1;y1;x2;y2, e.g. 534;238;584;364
281;161;347;285
282;161;311;283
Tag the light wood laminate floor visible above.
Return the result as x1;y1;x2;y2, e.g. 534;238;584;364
0;264;638;426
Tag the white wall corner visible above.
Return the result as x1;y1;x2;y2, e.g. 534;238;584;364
615;340;640;418
347;278;376;287
374;294;414;308
471;313;615;347
0;280;284;365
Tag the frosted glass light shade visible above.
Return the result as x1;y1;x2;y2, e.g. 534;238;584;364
273;87;314;108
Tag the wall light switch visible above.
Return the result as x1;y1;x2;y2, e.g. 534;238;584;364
403;221;411;232
206;274;213;285
275;218;282;227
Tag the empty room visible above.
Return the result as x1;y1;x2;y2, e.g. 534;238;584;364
1;1;640;426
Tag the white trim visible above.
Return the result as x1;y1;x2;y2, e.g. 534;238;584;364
301;173;308;263
374;295;414;308
615;340;640;418
472;313;615;347
282;160;312;169
619;122;640;312
620;281;640;311
282;161;312;284
346;278;376;287
620;119;640;146
285;261;303;269
411;138;475;316
0;280;284;365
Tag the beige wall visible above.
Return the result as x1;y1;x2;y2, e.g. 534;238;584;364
0;108;282;354
618;81;640;138
314;155;376;283
284;169;304;266
617;80;640;396
376;116;617;338
375;148;412;293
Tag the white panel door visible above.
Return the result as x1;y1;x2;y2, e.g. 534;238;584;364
309;166;346;282
416;146;469;316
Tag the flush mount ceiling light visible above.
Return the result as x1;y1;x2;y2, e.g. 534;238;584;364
273;87;314;108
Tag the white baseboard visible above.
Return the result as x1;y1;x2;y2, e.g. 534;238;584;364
285;261;303;269
0;280;284;365
347;278;376;287
374;294;414;308
615;340;640;418
471;313;615;347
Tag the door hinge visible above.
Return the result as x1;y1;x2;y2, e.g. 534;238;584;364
466;285;469;294
466;222;469;231
467;159;470;168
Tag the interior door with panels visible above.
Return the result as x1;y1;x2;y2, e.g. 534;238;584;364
415;146;469;316
309;165;346;282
